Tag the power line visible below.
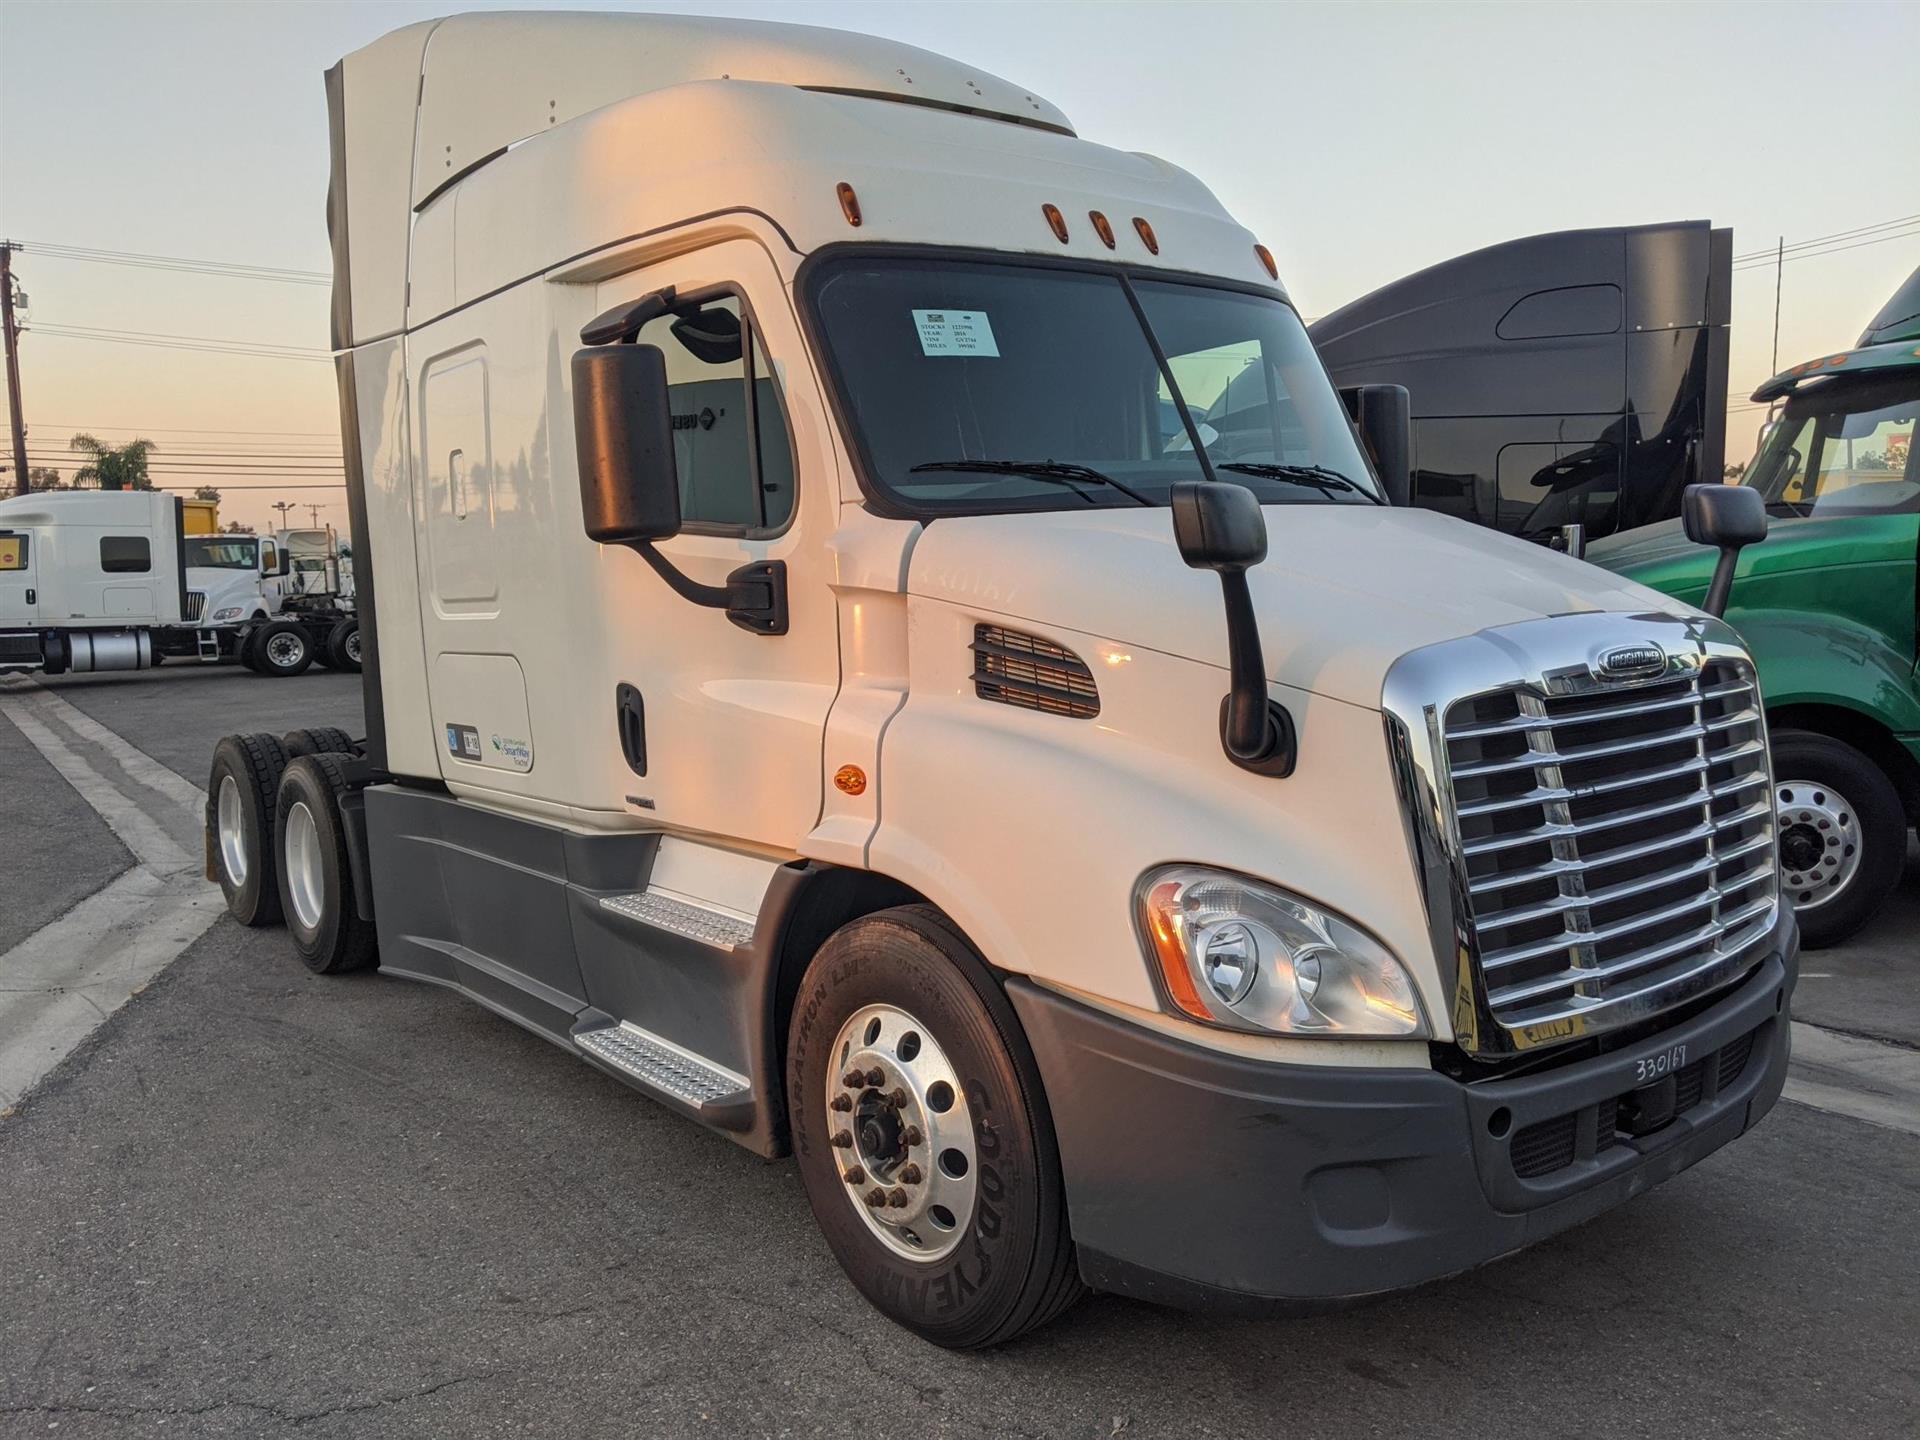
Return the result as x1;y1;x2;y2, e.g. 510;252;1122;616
12;239;330;287
42;421;338;437
1731;214;1920;262
33;327;331;363
1731;225;1920;271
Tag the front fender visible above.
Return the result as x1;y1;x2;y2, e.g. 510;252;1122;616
1734;607;1920;733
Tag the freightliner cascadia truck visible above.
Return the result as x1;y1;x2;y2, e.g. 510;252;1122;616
207;11;1797;1346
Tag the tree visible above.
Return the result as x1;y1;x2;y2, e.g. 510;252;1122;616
69;433;156;491
221;519;256;535
26;466;66;490
193;485;222;502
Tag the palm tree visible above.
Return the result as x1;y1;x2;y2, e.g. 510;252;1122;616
69;433;156;491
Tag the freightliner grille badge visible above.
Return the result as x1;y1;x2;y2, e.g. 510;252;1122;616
1594;643;1668;681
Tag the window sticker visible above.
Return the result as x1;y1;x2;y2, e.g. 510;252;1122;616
913;309;999;358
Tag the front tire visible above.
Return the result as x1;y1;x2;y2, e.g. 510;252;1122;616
1772;729;1906;948
787;905;1082;1348
327;618;362;673
252;619;313;678
274;754;377;974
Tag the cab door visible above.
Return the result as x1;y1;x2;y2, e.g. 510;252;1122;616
0;528;38;628
583;239;840;850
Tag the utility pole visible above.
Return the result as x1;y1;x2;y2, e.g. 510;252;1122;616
1;244;29;498
1771;236;1784;377
306;503;324;526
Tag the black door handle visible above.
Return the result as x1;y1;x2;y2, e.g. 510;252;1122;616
615;683;647;777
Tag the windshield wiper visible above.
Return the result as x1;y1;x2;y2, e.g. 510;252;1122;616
1217;461;1376;500
908;459;1153;506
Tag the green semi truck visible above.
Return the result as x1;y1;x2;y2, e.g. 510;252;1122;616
1589;267;1920;946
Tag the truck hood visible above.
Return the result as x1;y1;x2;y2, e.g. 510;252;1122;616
907;505;1687;707
186;568;264;613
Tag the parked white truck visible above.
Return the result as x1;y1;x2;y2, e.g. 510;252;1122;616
208;11;1796;1346
0;490;360;678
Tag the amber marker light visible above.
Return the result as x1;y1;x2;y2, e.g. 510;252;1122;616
1254;243;1279;280
1132;216;1159;255
834;765;868;796
836;181;862;228
1089;210;1116;249
1141;880;1210;1021
1042;203;1070;243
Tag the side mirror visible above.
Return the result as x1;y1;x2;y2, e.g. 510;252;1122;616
1681;483;1767;618
572;343;683;545
259;541;278;576
1170;481;1295;777
1340;383;1412;507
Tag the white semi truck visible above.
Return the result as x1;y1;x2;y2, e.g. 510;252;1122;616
0;491;359;678
208;11;1796;1347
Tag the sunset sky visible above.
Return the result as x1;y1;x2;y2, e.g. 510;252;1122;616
2;0;1916;535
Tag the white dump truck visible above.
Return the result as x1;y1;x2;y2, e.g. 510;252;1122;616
208;11;1796;1346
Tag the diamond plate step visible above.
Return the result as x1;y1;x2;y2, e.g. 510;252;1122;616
574;1022;750;1110
599;890;756;951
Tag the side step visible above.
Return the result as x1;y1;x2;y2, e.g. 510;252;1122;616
572;1017;754;1129
598;890;754;950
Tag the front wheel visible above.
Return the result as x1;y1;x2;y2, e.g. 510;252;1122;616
252;620;313;678
786;905;1082;1348
1771;729;1907;948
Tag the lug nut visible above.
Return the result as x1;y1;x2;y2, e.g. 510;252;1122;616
887;1087;909;1109
842;1166;865;1186
900;1125;923;1147
900;1163;923;1185
830;1093;853;1112
865;1188;888;1208
830;1130;853;1149
842;1069;868;1089
887;1188;909;1208
866;1067;885;1087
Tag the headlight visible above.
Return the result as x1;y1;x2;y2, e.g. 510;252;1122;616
1135;865;1428;1038
211;606;243;621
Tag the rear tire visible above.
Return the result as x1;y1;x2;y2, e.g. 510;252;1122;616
326;618;362;674
252;620;313;678
787;905;1082;1348
274;754;377;975
283;726;354;759
1772;730;1906;948
207;733;289;926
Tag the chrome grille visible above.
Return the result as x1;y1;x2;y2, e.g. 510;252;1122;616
1443;657;1776;1033
184;590;206;622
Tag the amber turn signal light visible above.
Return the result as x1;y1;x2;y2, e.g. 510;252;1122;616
1254;243;1278;280
834;764;867;796
1042;203;1070;244
836;181;862;228
1089;210;1116;249
1141;879;1210;1021
1132;216;1159;255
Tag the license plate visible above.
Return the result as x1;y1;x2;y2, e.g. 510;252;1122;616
1631;1042;1687;1085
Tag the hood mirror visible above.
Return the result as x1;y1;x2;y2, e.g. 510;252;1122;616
1681;482;1767;618
1339;383;1412;506
1171;481;1296;778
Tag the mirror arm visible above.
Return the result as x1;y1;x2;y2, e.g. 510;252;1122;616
632;542;788;636
1214;569;1296;778
1702;548;1740;619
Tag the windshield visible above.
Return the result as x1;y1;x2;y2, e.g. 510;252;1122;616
1746;371;1920;517
808;257;1380;514
184;537;256;569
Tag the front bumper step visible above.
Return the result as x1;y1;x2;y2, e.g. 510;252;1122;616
573;1018;752;1120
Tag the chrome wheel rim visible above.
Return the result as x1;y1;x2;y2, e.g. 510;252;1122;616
283;800;326;931
216;775;248;886
826;1003;977;1264
266;633;303;668
343;629;361;663
1776;779;1862;911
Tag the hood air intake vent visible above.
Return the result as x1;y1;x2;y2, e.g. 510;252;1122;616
971;624;1099;719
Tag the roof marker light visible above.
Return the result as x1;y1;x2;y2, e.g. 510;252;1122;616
1254;243;1278;280
1132;217;1159;255
1042;203;1070;244
836;182;862;228
1089;211;1116;249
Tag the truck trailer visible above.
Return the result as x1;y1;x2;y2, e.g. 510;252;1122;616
208;11;1798;1346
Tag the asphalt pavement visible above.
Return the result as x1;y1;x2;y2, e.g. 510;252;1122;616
2;661;1917;1439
